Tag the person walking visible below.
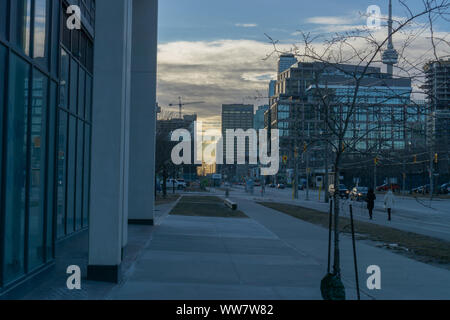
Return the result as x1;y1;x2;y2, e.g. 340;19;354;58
383;189;395;221
366;188;376;220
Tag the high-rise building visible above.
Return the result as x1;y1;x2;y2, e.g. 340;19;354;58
254;105;269;130
278;54;297;74
0;0;159;292
221;104;254;180
269;80;276;98
424;59;450;178
268;61;422;184
424;60;450;111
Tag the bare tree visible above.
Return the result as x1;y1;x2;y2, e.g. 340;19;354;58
265;0;449;296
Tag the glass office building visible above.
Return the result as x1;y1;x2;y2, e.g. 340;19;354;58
0;0;95;292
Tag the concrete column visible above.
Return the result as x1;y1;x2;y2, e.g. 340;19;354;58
88;0;133;283
128;0;158;225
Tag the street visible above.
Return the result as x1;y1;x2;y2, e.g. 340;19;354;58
225;186;450;242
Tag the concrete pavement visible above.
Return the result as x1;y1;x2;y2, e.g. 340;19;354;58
108;194;449;300
6;193;449;300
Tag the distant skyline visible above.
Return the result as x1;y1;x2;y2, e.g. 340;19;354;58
157;0;450;122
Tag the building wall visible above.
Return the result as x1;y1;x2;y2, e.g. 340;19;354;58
0;0;95;291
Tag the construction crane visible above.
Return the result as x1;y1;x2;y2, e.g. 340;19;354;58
169;97;205;119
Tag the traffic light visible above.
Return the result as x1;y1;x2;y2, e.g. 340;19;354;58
434;153;438;164
374;157;379;166
413;155;417;164
303;143;307;153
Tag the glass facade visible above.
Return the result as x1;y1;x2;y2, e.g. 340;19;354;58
0;0;94;291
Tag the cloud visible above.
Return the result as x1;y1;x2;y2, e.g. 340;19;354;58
306;16;351;25
157;20;449;122
235;23;258;28
157;40;283;122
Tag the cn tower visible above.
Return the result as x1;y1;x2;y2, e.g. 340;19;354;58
382;0;399;77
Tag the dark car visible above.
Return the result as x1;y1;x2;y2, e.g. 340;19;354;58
329;184;350;199
376;183;401;192
350;187;369;201
277;184;286;189
412;184;430;194
438;183;450;195
338;184;350;199
269;183;276;188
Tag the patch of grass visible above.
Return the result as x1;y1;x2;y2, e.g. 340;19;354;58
171;196;248;218
155;194;180;206
258;202;450;267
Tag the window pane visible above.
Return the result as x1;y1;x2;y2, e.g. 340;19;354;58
80;32;87;67
13;0;31;56
50;0;60;77
66;116;77;234
33;0;49;66
56;110;67;239
0;0;9;40
85;74;92;121
86;39;93;73
0;45;6;242
72;29;79;58
28;69;48;270
78;67;85;118
61;5;70;49
60;49;69;108
4;54;30;283
75;122;83;231
69;58;78;112
83;124;90;228
46;81;57;260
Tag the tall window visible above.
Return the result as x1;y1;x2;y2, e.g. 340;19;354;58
4;54;30;284
33;0;50;65
56;111;67;238
13;0;32;56
28;69;48;271
0;0;9;40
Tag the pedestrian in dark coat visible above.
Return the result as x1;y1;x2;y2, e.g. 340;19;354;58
366;188;376;220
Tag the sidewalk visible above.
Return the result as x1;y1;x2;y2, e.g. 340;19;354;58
108;213;328;299
108;195;450;300
5;196;449;300
232;198;450;300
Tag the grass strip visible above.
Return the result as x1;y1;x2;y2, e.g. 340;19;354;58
258;202;450;267
171;196;248;218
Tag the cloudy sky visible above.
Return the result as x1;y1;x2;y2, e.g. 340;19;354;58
157;0;450;122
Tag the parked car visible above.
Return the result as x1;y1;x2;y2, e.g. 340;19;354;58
277;184;286;189
411;184;430;194
350;187;369;201
438;183;450;195
329;184;350;199
166;179;186;190
269;183;277;188
376;183;401;192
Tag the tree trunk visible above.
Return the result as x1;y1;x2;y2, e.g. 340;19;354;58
333;167;341;277
162;167;168;198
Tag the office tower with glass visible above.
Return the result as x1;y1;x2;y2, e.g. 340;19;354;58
0;0;159;292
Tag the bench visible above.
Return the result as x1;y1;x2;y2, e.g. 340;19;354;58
224;199;237;211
